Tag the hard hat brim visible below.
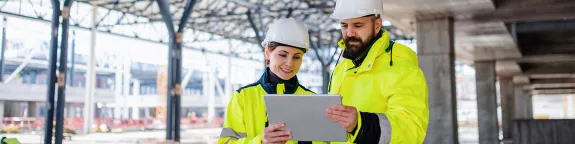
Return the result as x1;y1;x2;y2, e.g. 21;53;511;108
331;13;380;20
267;41;308;53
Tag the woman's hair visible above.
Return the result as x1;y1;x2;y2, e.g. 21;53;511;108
265;42;306;66
265;45;277;65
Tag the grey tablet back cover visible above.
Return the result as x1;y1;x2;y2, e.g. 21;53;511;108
264;94;348;142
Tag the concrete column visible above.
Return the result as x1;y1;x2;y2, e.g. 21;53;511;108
144;107;150;118
66;104;74;118
202;69;208;104
499;77;515;143
114;64;122;119
83;2;97;134
132;80;140;119
0;101;5;117
567;95;575;118
528;94;533;118
207;66;215;122
5;102;22;117
225;40;233;118
475;61;499;144
27;101;37;117
226;39;233;102
514;85;533;119
417;17;458;144
122;59;131;118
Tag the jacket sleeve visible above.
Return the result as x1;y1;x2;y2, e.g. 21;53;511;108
349;66;429;144
218;91;263;144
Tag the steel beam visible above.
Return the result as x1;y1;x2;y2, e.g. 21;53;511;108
213;72;225;97
98;20;153;27
0;4;257;62
3;50;39;84
156;0;174;140
94;2;119;27
44;0;60;143
55;0;74;143
96;0;138;6
68;31;75;86
180;68;193;91
176;0;195;141
157;0;197;141
246;10;263;48
0;18;5;82
157;0;175;36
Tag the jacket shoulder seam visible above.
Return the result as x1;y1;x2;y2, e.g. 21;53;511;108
299;85;316;94
236;82;260;93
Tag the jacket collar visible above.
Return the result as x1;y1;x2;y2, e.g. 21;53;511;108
259;68;299;94
337;29;392;73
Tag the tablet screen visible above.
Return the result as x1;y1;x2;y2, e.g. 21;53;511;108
264;94;348;142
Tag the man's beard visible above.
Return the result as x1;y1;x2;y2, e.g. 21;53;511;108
343;29;376;57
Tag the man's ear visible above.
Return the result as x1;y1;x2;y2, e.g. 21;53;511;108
374;17;383;32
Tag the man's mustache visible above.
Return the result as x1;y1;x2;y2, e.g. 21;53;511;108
345;37;362;44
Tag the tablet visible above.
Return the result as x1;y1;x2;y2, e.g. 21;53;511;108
264;94;348;142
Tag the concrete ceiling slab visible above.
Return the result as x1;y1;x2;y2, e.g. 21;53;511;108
469;0;575;22
496;61;522;77
382;0;496;36
386;0;575;94
532;89;575;95
527;74;575;79
531;78;575;84
455;21;520;61
519;62;575;75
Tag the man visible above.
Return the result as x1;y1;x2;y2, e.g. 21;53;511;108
325;0;429;143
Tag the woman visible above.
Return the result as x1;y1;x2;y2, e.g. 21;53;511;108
218;18;321;144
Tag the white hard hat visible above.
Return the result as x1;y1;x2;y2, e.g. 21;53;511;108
261;18;310;52
330;0;383;20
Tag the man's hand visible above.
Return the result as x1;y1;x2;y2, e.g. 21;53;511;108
262;123;292;144
325;105;358;133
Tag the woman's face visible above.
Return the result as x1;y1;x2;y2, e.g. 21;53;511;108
265;45;304;80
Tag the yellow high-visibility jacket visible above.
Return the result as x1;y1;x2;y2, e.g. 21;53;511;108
329;29;429;144
218;68;323;144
